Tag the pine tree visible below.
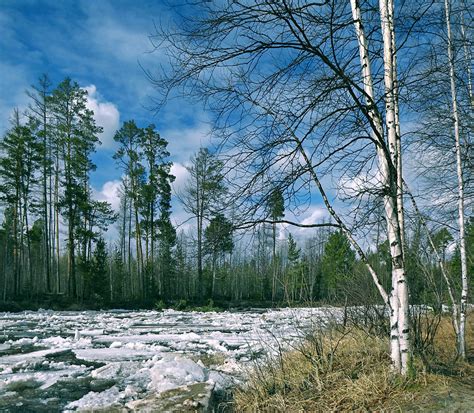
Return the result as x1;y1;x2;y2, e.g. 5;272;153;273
139;124;175;297
0;111;40;297
113;120;146;298
182;148;226;297
267;187;284;302
156;158;176;298
27;74;53;293
50;78;102;299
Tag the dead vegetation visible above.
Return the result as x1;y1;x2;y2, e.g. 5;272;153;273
233;313;473;412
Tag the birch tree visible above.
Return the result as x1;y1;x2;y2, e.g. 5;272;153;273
444;0;469;359
149;0;429;374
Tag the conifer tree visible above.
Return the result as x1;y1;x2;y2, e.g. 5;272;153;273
27;74;53;292
113;121;146;297
267;187;285;301
0;111;40;296
321;231;355;302
50;78;102;299
204;213;233;298
182;148;226;297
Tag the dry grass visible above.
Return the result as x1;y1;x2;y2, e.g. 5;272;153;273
233;315;474;412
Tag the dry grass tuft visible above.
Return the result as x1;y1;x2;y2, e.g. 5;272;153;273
233;315;473;412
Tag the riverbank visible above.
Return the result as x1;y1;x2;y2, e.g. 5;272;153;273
233;315;474;412
0;297;324;313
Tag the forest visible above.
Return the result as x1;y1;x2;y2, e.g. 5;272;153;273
2;75;470;310
0;0;472;380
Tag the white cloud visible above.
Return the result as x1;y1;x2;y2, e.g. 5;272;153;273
84;85;120;149
338;169;383;199
274;205;329;241
164;124;212;163
300;206;328;226
92;179;122;211
171;162;190;193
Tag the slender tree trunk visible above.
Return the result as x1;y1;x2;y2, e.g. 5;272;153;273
42;107;51;293
151;202;156;295
66;135;76;299
379;0;411;375
445;0;468;359
68;206;76;298
272;223;277;303
13;197;19;296
134;198;144;299
49;141;55;293
23;194;33;296
211;252;217;298
55;153;60;293
128;199;133;297
460;1;473;106
197;178;203;298
389;0;405;255
49;142;54;292
351;0;411;374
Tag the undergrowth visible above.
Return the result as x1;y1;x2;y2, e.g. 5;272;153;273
233;314;473;412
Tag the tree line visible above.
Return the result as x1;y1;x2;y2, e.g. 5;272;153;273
0;99;471;312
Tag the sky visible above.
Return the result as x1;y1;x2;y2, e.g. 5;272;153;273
0;0;334;242
0;0;218;229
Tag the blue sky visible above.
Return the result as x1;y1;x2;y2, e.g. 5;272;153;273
0;0;332;239
0;0;212;217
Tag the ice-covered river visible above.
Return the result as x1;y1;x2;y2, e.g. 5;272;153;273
0;307;340;412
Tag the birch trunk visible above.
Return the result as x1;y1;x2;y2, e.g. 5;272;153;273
351;0;411;374
444;0;468;359
379;0;411;375
388;0;405;253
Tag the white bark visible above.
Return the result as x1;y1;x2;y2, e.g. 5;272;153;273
445;0;468;359
388;0;405;254
351;0;411;373
380;0;411;375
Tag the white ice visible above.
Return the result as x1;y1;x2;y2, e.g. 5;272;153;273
0;307;341;411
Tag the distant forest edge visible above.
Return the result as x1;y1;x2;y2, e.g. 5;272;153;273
0;75;472;311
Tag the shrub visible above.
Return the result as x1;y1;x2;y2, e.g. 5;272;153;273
155;300;166;312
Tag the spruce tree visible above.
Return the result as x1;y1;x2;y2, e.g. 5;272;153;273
321;231;355;302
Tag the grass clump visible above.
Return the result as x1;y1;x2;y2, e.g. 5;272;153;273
234;315;473;412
